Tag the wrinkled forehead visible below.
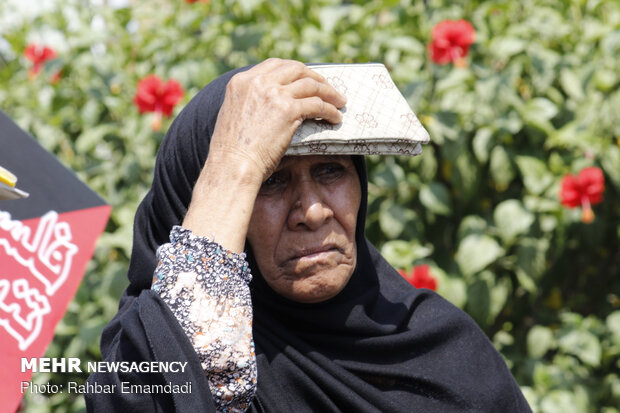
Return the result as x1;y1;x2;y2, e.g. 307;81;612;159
277;154;354;168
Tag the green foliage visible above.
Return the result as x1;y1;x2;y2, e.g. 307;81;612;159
1;0;619;411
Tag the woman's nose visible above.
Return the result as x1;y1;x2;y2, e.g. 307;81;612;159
287;185;333;231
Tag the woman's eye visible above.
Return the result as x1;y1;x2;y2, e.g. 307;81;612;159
260;172;286;193
316;163;344;180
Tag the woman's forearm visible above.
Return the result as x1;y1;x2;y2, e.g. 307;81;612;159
182;152;261;254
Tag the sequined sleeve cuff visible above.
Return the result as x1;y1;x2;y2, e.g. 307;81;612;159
152;226;257;412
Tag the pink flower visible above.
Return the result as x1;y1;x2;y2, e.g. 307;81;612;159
560;167;605;223
429;19;475;67
134;75;184;130
23;44;57;78
398;265;438;291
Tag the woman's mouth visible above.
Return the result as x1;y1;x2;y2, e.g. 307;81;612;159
289;245;341;262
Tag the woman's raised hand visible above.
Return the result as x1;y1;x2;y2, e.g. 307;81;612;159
208;58;347;183
183;58;346;252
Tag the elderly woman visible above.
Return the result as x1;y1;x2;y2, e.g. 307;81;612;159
87;59;530;412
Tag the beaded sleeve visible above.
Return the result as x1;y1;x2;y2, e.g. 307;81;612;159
151;226;257;412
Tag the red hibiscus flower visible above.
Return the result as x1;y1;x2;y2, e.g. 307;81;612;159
429;19;475;67
398;265;438;291
134;75;184;131
23;43;57;78
560;167;605;223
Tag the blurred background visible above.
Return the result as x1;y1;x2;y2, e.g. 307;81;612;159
1;0;619;411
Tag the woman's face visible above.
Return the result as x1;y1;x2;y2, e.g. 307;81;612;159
247;155;361;303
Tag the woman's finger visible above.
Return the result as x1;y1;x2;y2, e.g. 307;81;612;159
252;57;289;73
262;59;330;86
294;96;344;124
287;77;347;108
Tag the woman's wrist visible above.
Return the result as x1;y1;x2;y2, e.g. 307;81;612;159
182;153;262;253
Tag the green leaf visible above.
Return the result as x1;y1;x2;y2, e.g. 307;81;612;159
515;269;537;294
488;274;511;322
473;127;494;164
410;145;437;182
81;99;103;126
493;199;535;244
436;275;467;309
526;97;559;121
489;37;526;60
496;110;524;135
516;156;553;195
425;111;459;142
524;194;561;213
602;146;620;190
453;152;479;202
606;311;620;344
379;201;414;238
436;68;473;93
528;45;561;92
520;387;539;409
540;390;583;413
319;5;351;33
237;0;265;14
493;330;515;350
466;278;490;326
558;330;602;367
419;182;452;216
593;68;617;92
381;240;433;269
515;237;550;289
370;161;405;190
456;215;488;242
455;234;504;277
560;68;584;100
490;146;515;189
601;30;620;56
521;97;557;134
528;325;554;359
76;125;115;153
466;271;511;326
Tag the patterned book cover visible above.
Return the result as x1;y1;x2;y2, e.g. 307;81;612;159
286;63;430;156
